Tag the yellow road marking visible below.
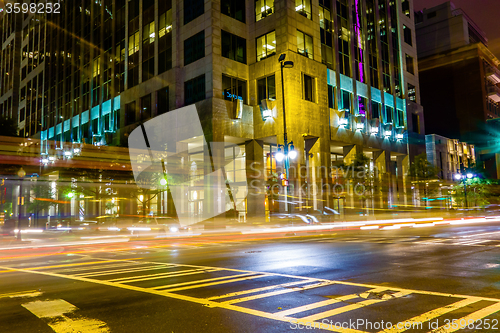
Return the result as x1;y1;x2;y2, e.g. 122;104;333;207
0;290;38;298
159;274;269;293
275;288;386;317
300;291;412;322
53;262;144;274
151;273;256;290
381;297;481;333
220;281;337;305
207;280;312;301
74;264;173;277
429;301;500;333
31;259;144;271
111;268;220;283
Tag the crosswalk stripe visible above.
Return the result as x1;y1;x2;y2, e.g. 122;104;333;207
151;273;257;290
22;299;110;333
157;274;269;293
0;290;39;298
274;288;386;317
53;262;143;274
299;291;412;322
111;268;220;283
430;301;500;333
220;281;337;305
381;297;481;333
28;260;118;271
206;280;313;301
74;265;172;277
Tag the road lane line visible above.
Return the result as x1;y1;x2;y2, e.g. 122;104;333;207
381;297;481;333
22;299;109;333
111;268;220;283
74;264;173;277
220;281;337;305
159;274;270;293
429;301;500;333
109;268;212;282
275;288;387;317
206;280;313;301
299;291;412;322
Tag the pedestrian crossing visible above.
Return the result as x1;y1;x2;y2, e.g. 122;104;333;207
315;236;500;247
3;258;500;333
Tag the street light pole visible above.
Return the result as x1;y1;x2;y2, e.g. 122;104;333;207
17;167;26;241
278;54;295;212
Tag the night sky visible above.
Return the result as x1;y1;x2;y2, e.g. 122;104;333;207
414;0;500;59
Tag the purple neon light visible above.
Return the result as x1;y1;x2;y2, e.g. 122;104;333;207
355;0;364;83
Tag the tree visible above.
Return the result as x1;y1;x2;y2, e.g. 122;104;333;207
451;177;492;209
408;152;438;180
408;152;439;204
27;181;57;227
0;115;19;137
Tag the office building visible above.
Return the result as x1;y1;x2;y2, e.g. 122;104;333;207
0;0;424;220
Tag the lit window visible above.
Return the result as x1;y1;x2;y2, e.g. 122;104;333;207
128;31;139;55
255;0;274;21
297;30;313;59
159;9;172;37
256;31;276;61
295;0;311;19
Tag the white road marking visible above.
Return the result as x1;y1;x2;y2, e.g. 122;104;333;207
22;299;109;333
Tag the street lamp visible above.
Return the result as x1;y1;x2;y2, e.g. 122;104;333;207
17;167;26;241
278;54;295;211
454;173;475;209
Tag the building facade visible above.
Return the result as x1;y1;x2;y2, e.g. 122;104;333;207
425;134;475;181
0;0;424;222
416;1;500;177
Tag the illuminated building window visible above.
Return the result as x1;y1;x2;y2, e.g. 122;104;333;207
159;10;172;37
408;83;416;102
295;0;311;19
128;31;139;56
222;31;247;64
297;30;313;59
402;0;411;18
257;75;276;103
222;0;245;23
222;74;247;104
184;30;205;66
256;31;276;61
255;0;274;22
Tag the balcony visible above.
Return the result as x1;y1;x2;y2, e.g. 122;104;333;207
487;84;500;103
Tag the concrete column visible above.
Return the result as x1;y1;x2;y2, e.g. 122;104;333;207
245;140;265;220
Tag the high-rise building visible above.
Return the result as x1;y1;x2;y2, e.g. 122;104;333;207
0;0;424;219
416;1;500;177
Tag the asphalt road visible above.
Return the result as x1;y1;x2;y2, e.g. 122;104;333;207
2;222;500;333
